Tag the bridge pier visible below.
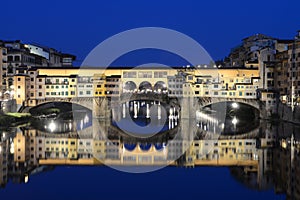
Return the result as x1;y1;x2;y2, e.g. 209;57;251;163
93;97;111;119
180;97;197;119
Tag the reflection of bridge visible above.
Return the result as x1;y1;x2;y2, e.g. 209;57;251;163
33;97;110;118
38;157;258;167
119;93;170;103
198;126;261;140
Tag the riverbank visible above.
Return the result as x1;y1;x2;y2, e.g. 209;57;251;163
0;112;31;127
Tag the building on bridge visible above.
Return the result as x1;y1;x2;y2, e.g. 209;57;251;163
12;66;264;110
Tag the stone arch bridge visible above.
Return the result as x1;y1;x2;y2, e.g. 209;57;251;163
197;97;266;119
28;96;266;119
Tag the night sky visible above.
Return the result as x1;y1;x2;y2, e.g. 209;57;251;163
1;0;300;65
1;0;299;199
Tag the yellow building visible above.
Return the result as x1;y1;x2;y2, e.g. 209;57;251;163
190;138;258;166
8;66;263;108
93;74;106;97
14;132;30;163
14;75;30;105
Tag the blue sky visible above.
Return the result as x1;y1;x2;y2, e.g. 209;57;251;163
1;0;300;66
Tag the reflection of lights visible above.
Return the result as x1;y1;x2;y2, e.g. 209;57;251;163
0;146;2;153
84;114;89;123
221;123;225;129
231;102;239;109
80;119;83;130
232;117;238;125
196;111;218;124
10;141;14;154
281;139;287;149
49;121;56;132
253;154;258;160
24;174;29;183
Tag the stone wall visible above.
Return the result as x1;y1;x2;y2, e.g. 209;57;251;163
278;102;300;123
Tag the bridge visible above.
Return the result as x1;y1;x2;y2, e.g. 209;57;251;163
26;94;266;119
197;97;266;118
31;97;110;118
198;97;261;110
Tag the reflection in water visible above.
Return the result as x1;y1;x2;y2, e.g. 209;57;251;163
31;111;92;133
0;108;299;199
197;102;260;135
111;100;179;137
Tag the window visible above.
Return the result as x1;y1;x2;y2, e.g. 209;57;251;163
86;91;91;95
18;78;21;81
71;91;75;95
123;71;136;78
38;92;42;97
14;55;20;61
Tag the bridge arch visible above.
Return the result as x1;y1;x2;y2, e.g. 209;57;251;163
138;81;152;92
198;97;262;111
123;81;137;93
139;143;152;151
29;100;93;116
154;143;165;151
124;143;137;151
153;81;167;93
